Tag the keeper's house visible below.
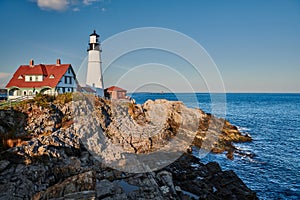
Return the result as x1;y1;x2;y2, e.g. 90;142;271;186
6;59;77;99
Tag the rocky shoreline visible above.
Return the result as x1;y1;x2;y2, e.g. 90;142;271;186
0;94;257;199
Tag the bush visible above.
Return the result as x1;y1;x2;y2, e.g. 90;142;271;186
54;93;73;104
34;94;54;108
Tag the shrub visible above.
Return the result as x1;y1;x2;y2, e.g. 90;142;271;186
34;94;53;108
54;92;73;104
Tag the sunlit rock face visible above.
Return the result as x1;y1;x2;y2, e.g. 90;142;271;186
0;95;256;199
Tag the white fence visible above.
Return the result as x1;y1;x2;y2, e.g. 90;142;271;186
0;95;34;109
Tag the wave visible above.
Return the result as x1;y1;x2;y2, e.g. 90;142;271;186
237;126;251;132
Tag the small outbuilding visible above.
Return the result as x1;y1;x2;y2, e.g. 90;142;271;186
104;86;127;100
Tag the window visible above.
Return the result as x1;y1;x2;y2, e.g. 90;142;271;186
29;76;32;81
18;75;23;79
69;77;72;84
65;76;68;84
24;91;27;95
35;76;38;81
49;74;55;79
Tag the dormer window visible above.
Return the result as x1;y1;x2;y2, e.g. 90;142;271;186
18;75;23;79
25;75;43;82
49;74;55;79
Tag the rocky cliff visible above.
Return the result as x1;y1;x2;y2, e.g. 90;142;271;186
0;94;257;199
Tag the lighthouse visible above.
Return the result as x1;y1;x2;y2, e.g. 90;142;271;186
86;30;104;97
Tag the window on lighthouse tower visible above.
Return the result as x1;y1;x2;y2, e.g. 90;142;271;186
90;36;97;43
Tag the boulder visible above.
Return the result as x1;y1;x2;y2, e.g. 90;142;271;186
32;171;96;200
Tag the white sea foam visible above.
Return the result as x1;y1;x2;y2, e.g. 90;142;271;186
237;126;251;132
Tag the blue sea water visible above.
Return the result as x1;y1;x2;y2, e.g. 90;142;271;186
129;93;300;200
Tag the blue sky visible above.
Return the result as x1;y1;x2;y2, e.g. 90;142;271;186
0;0;299;92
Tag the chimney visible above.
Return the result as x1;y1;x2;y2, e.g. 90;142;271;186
29;59;34;67
56;58;61;66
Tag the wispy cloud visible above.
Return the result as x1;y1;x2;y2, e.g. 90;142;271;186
36;0;69;11
82;0;101;6
73;7;80;12
0;72;11;79
32;0;107;12
0;72;11;88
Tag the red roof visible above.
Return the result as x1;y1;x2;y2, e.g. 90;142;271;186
6;63;73;88
105;86;126;92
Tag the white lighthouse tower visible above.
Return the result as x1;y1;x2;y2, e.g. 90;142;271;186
86;30;104;97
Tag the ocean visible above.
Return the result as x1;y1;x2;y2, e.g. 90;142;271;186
129;93;300;200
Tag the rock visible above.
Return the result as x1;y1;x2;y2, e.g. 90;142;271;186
63;191;96;200
206;162;222;174
0;94;257;199
157;170;176;195
32;171;96;200
14;164;25;173
96;179;123;198
165;153;258;200
0;160;10;172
